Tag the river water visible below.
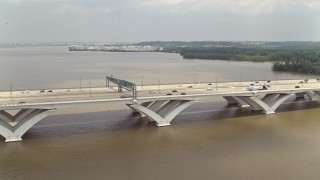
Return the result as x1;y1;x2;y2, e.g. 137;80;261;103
0;46;316;91
1;46;320;180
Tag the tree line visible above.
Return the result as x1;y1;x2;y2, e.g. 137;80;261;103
134;41;320;75
162;47;320;74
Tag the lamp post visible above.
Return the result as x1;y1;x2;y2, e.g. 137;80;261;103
215;78;218;90
88;81;92;97
158;79;161;93
141;75;144;88
10;80;12;101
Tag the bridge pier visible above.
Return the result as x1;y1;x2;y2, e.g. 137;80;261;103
234;93;295;114
0;109;52;142
304;91;319;100
223;96;248;107
295;92;305;99
127;100;195;126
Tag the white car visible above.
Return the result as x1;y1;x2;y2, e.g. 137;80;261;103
247;84;267;91
21;90;30;94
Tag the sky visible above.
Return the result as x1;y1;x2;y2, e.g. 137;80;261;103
1;0;320;43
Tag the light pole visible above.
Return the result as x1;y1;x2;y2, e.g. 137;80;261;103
141;75;144;88
10;80;12;101
215;78;218;90
158;79;161;93
88;81;92;97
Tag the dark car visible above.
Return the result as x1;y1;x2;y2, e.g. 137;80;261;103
295;86;300;88
181;92;186;95
40;90;45;93
262;85;268;90
47;90;53;92
18;101;26;104
187;86;193;88
166;93;172;95
172;90;178;92
120;94;133;98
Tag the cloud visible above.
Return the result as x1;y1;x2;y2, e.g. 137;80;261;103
4;0;320;15
1;0;45;5
137;0;320;14
0;0;120;14
305;0;320;12
53;4;111;14
140;0;194;6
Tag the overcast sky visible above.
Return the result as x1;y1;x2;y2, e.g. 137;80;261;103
1;0;320;43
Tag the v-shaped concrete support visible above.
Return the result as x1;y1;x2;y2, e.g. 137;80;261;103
0;109;52;142
223;96;249;107
236;93;294;114
127;100;195;126
304;91;319;100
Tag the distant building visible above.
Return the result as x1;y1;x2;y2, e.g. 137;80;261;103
68;44;162;52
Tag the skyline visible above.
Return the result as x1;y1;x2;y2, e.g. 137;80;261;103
1;0;320;43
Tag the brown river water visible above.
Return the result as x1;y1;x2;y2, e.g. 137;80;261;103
1;46;320;180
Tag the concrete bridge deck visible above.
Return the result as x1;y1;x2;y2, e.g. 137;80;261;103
0;79;318;106
0;79;320;142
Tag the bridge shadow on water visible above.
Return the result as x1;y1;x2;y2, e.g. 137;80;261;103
1;97;320;142
174;97;320;125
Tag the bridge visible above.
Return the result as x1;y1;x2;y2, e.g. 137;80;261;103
1;78;320;142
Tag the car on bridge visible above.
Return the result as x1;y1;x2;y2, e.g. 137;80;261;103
120;94;133;98
247;84;267;91
21;90;30;94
